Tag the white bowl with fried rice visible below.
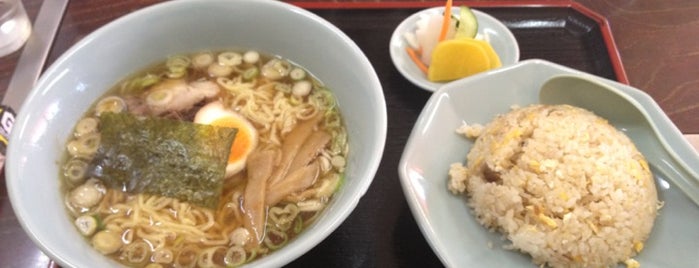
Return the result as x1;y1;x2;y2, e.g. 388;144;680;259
398;59;699;267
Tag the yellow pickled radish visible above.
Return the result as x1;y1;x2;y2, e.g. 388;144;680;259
478;39;502;68
427;38;501;82
428;39;490;82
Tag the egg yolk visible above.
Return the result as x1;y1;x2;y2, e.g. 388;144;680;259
193;101;258;177
210;116;255;164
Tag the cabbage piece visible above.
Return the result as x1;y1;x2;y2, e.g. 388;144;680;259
91;112;237;208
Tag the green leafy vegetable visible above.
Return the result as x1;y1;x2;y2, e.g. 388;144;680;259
91;112;237;208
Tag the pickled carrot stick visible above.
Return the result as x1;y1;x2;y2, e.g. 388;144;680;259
406;47;429;74
438;0;453;42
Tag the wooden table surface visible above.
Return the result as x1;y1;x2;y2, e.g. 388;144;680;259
1;0;698;267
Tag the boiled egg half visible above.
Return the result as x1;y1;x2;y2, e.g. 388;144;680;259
194;101;258;177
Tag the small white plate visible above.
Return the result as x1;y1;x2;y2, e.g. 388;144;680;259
398;59;699;267
390;6;520;92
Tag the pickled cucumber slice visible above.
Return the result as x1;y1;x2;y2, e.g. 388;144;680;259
455;6;478;39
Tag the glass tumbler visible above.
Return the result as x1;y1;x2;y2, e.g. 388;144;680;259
0;0;31;57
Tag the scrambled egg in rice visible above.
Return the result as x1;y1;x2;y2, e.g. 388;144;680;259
448;104;659;268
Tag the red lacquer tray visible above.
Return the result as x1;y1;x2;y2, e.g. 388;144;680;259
44;1;628;267
279;1;630;267
291;1;628;85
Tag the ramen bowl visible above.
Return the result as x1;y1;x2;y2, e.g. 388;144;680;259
5;0;386;267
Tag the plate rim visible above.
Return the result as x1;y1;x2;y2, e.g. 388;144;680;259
397;59;699;267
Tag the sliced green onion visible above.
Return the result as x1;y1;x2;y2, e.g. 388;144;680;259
292;81;312;97
193;52;214;69
67;132;101;157
95;96;126;116
243;51;260;64
229;228;250;247
91;230;122;255
218;52;243;66
208;63;233;77
64;158;89;185
289;68;306;80
224;246;246;267
151;249;174;264
310;89;336;111
242;67;259;81
75;214;99;236
166;71;186;79
261;59;290;80
166;56;191;78
197;247;227;268
138;73;161;88
81;133;101;156
146;89;173;107
263;229;288;250
166;55;191;70
174;245;198;268
124;241;150;264
74;117;99;138
66;140;81;157
120;74;161;94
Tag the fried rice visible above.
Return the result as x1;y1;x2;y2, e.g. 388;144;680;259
448;104;659;268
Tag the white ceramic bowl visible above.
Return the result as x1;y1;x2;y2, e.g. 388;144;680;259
6;0;387;267
398;59;699;267
390;6;520;92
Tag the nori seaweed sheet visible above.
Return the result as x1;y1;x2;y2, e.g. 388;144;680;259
90;112;237;208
